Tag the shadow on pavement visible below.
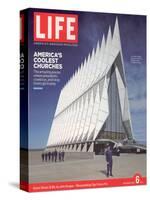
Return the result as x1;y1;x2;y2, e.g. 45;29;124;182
100;170;107;176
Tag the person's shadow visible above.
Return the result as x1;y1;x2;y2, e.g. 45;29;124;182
100;170;107;177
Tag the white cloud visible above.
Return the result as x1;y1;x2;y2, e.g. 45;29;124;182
130;98;146;112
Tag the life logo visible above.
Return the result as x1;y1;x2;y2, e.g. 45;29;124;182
34;12;78;43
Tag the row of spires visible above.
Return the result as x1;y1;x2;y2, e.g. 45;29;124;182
55;17;122;116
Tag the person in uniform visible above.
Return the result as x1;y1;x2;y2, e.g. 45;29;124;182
54;149;58;162
105;144;113;177
58;150;62;162
41;152;44;162
48;151;51;161
52;151;54;162
61;150;65;161
45;152;48;162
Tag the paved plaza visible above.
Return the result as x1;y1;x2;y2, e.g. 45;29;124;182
28;153;146;183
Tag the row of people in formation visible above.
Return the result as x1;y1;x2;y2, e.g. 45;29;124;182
41;149;65;162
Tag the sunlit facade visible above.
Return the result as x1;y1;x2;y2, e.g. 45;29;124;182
47;18;133;153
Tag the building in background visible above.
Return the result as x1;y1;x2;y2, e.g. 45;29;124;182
46;18;134;154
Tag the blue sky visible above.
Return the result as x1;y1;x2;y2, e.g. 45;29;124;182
126;62;146;142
